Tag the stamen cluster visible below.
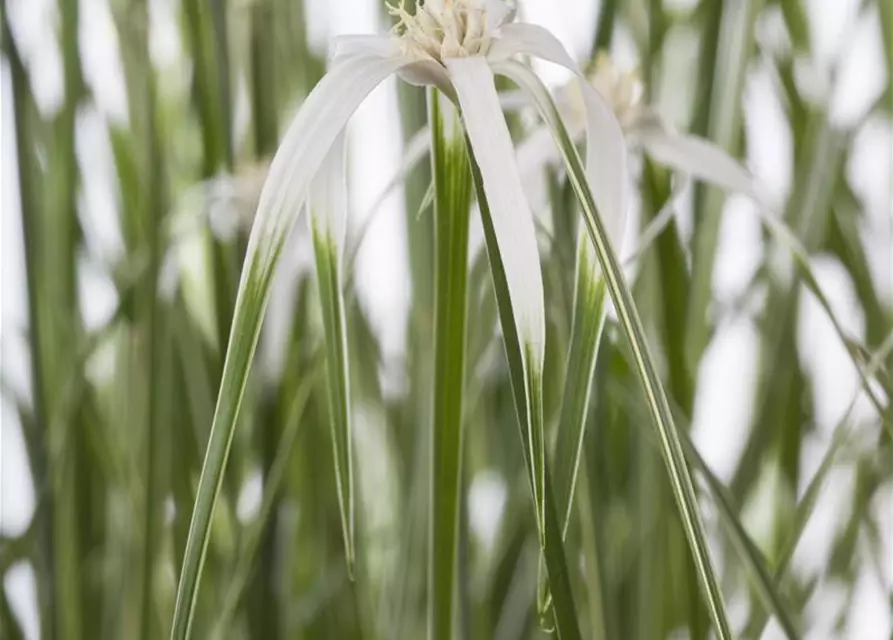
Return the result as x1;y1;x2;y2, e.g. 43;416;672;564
389;0;498;63
588;53;644;128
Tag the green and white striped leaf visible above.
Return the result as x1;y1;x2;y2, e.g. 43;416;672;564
553;237;607;537
678;431;802;639
447;56;547;539
427;88;473;640
309;133;355;576
493;46;732;639
466;137;583;640
170;53;407;640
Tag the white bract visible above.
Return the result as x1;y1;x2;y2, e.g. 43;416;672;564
514;52;773;254
239;0;632;533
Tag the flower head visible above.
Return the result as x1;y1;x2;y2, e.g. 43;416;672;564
389;0;514;63
588;54;643;121
571;52;645;130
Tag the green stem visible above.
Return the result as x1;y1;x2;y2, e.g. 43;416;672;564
139;12;167;635
685;0;762;364
590;0;618;58
467;137;583;640
428;89;473;640
2;13;56;634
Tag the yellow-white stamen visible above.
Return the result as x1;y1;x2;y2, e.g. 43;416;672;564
563;52;644;131
587;52;643;128
389;0;503;64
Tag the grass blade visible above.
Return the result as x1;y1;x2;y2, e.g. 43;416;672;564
309;134;356;575
427;88;473;640
748;331;893;635
685;0;762;363
553;238;607;535
211;361;320;637
502;62;732;639
170;55;403;640
679;433;801;638
467;140;583;640
449;57;548;539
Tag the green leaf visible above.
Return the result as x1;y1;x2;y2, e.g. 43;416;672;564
427;88;473;640
467;137;583;640
310;135;356;576
448;57;548;539
170;54;404;640
553;238;607;535
210;361;320;638
501;62;732;640
686;0;763;364
678;432;802;638
749;330;893;636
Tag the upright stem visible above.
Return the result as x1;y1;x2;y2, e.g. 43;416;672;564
590;0;617;59
3;13;56;634
247;4;281;635
53;0;87;636
427;89;473;640
139;0;167;633
685;0;762;364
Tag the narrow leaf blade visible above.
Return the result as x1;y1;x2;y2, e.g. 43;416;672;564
501;61;733;640
309;133;355;575
427;88;473;640
466;130;583;640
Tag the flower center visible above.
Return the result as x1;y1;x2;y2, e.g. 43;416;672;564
586;53;644;128
389;0;508;64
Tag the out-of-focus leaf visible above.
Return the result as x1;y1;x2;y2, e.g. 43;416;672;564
686;0;762;364
211;361;320;638
779;0;811;51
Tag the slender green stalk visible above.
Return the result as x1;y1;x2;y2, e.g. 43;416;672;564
3;14;57;633
138;5;168;635
468;138;583;640
590;0;618;58
170;238;285;640
211;364;319;637
576;454;608;640
427;89;473;640
503;63;731;639
51;1;87;636
183;0;229;175
553;240;606;535
311;226;355;574
686;0;762;364
247;5;281;631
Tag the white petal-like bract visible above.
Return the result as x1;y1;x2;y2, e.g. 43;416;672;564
330;35;400;65
246;54;407;295
491;24;631;254
309;133;348;265
637;128;769;207
446;56;546;366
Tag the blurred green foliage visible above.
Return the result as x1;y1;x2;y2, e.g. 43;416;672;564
1;0;891;638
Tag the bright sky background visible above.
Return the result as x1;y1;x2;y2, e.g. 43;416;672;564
1;0;891;638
